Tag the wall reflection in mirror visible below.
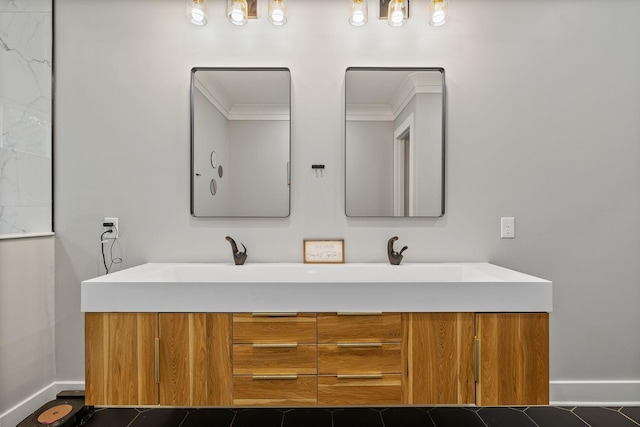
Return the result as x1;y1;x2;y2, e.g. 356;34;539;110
345;67;445;217
191;68;291;217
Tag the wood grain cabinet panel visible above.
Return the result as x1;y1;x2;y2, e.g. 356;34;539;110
233;313;316;344
86;311;549;408
158;313;232;406
475;313;549;406
318;343;401;375
233;344;317;375
85;313;159;406
233;375;317;406
318;313;401;343
316;312;401;405
402;313;475;405
318;375;401;406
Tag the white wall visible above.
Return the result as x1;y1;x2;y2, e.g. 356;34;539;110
413;93;443;216
193;87;230;216
346;120;394;216
228;120;289;216
0;237;55;423
55;0;640;403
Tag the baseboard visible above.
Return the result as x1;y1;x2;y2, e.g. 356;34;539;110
550;380;640;406
0;381;85;427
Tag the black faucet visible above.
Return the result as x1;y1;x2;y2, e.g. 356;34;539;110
225;236;247;265
387;236;408;265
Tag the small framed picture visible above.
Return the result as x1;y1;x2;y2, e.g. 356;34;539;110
303;239;345;264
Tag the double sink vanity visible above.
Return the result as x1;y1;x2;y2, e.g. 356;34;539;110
83;67;551;409
81;262;552;408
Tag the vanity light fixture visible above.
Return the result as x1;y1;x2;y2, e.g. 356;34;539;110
387;0;408;27
268;0;287;26
378;0;449;27
349;0;368;27
228;0;249;25
186;0;208;26
429;0;449;26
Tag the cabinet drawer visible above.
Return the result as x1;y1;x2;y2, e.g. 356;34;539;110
318;313;401;343
318;343;401;374
233;375;317;406
233;344;317;375
318;374;401;406
233;313;316;344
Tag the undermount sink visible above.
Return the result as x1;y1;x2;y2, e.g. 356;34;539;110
81;262;552;313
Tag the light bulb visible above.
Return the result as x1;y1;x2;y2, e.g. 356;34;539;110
228;0;248;25
349;0;368;27
271;10;284;23
387;0;407;27
191;9;204;22
186;0;208;26
429;0;449;27
269;0;287;26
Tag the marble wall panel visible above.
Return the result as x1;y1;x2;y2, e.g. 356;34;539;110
0;2;52;235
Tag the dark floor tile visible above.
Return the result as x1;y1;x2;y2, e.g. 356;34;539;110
525;407;588;427
621;407;640;424
85;408;140;427
333;408;383;427
380;407;436;427
231;408;283;427
182;408;236;427
574;407;640;427
478;407;537;427
429;407;485;427
130;408;187;427
283;408;332;427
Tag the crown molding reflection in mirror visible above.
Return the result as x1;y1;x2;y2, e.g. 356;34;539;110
191;68;291;218
345;67;445;218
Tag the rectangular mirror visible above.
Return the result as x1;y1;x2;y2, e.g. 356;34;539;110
191;67;291;217
345;67;445;217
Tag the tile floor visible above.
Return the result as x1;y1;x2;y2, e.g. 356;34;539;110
84;406;640;427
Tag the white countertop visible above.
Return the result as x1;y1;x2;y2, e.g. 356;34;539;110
81;262;552;313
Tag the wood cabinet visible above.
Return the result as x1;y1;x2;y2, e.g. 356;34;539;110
318;313;402;405
85;313;158;406
158;313;232;406
85;313;232;406
402;312;475;405
475;313;549;406
232;313;317;406
85;311;549;407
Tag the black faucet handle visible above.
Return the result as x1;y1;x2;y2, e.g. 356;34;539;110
387;236;407;265
225;236;248;265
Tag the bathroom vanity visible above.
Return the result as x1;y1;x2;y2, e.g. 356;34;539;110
81;263;552;407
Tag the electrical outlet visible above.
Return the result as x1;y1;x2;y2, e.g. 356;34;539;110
501;217;515;239
103;217;119;239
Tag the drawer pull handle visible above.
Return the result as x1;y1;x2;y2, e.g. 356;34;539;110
252;343;298;349
336;312;383;316
337;374;383;380
154;338;160;384
252;312;298;317
252;375;298;380
337;343;383;348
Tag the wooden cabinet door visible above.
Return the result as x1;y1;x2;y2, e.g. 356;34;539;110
85;313;159;406
402;313;475;405
475;313;549;406
158;313;232;406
